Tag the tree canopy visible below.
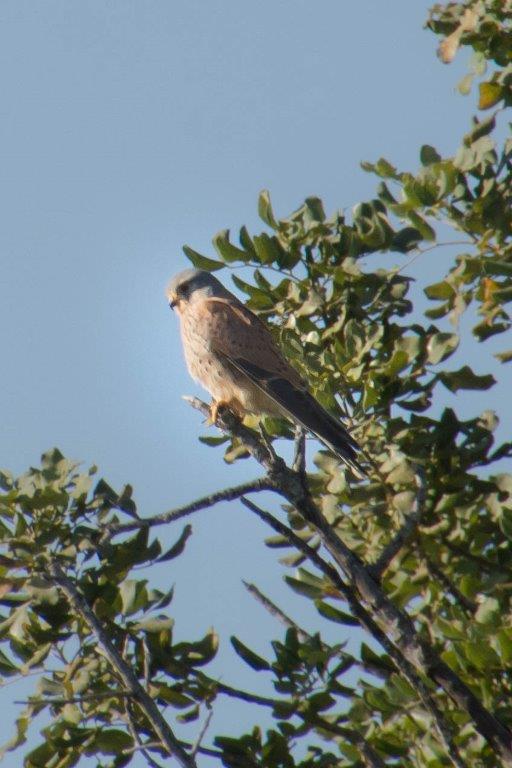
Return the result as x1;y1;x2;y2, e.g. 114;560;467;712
1;2;512;766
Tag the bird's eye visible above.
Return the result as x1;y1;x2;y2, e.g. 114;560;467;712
177;282;190;298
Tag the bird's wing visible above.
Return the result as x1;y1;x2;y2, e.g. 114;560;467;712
198;296;364;477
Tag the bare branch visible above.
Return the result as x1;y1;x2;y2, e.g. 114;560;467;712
47;560;197;768
124;700;168;768
191;710;214;759
243;580;311;642
103;477;272;541
243;580;360;669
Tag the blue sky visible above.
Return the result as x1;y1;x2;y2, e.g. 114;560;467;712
1;2;509;765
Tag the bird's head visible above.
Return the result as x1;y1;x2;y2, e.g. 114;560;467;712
166;269;228;312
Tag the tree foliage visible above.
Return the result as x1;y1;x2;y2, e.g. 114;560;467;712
1;2;512;766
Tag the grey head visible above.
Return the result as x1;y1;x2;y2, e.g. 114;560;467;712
166;268;230;310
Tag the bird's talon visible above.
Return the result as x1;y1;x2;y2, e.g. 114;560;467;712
209;400;230;424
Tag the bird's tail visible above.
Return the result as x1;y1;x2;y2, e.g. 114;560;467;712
267;380;366;478
303;406;366;479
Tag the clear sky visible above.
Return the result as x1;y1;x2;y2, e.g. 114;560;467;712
1;2;508;766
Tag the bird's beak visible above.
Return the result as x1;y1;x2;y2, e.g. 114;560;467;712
168;293;177;310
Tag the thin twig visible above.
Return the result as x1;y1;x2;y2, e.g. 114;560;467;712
243;580;362;671
47;559;197;768
191;710;214;759
421;552;477;615
102;477;272;541
395;240;474;275
124;699;167;768
370;468;426;578
243;581;311;643
15;690;132;706
213;679;277;708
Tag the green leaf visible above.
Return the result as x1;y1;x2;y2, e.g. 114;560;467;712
199;434;229;446
464;114;496;146
133;616;174;633
174;629;219;665
391;227;422;253
230;636;271;671
252;233;284;264
407;210;436;241
119;580;147;616
152;683;194;708
374;158;398;178
426;332;459;364
458;72;474;95
420;145;441;166
464;639;500;670
93;729;133;755
381;350;410;378
315;600;358;626
0;648;18;675
478;82;503;110
497;629;512;663
182;245;224;271
258;189;278;229
156;525;192;563
439;366;495;392
475;597;500;626
360;643;394;676
424;281;454;300
212;229;248;263
495;349;512;364
62;704;82;725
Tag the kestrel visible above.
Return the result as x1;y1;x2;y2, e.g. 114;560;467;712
167;268;364;478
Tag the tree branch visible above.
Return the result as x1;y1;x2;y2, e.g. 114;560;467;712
47;560;197;768
307;715;387;768
186;398;512;765
242;582;383;767
370;468;426;578
212;679;278;708
240;497;467;768
243;580;311;642
243;580;360;668
191;710;213;759
103;478;272;541
421;552;477;615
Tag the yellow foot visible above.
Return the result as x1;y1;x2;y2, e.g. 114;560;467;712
209;400;231;425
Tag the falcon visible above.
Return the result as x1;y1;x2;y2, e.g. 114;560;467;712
166;268;364;477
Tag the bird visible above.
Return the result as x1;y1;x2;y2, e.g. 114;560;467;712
166;268;364;478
